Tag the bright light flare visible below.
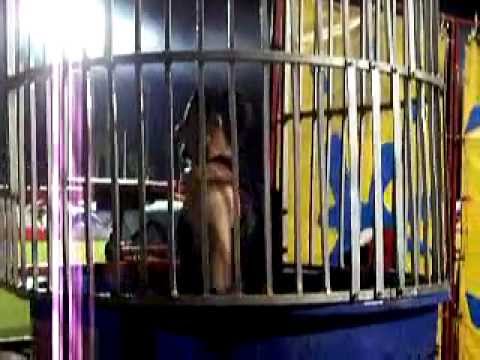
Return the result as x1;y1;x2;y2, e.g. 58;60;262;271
21;0;159;62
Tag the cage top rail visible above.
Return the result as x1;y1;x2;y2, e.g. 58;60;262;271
5;50;445;90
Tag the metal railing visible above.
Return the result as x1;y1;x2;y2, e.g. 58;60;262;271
0;0;448;305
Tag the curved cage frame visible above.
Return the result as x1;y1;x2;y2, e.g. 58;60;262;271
0;0;448;307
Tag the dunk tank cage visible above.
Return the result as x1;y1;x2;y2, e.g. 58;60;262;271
0;0;449;359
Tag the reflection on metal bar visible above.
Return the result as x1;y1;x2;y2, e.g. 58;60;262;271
315;0;330;292
308;83;316;266
46;77;53;291
134;0;148;289
30;82;39;291
82;52;95;360
61;60;71;358
165;0;178;297
290;0;303;295
67;176;169;187
372;68;384;296
18;85;26;289
196;0;209;295
62;61;70;294
344;0;361;296
347;64;360;297
105;0;121;294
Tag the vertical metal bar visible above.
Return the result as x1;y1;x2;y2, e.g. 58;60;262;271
227;0;242;293
19;19;29;291
437;88;445;282
30;82;39;291
432;0;444;282
18;84;26;290
391;0;406;291
327;0;337;268
315;0;331;292
10;0;19;289
289;0;303;295
425;0;439;283
105;0;121;294
417;0;431;284
358;0;367;242
343;0;361;296
261;0;273;295
25;4;33;291
372;68;384;295
347;65;360;296
196;0;209;295
165;0;178;297
46;77;53;291
134;0;147;289
384;0;393;64
372;0;384;296
61;60;71;359
406;0;419;287
82;53;95;360
374;0;380;60
338;0;349;275
309;85;317;267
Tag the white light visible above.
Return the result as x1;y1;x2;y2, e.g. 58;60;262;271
22;0;158;62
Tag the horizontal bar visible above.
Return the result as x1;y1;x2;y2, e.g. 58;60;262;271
94;282;449;307
67;176;174;187
3;51;441;91
6;66;52;88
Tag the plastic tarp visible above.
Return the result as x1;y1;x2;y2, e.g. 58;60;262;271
460;39;480;360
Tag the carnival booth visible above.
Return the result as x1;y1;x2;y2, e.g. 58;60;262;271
0;0;450;358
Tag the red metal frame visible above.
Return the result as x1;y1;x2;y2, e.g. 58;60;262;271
270;0;285;188
441;14;475;360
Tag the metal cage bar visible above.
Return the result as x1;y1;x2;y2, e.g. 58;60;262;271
134;0;148;290
262;0;273;296
165;0;178;298
372;0;385;296
30;81;39;291
315;0;331;293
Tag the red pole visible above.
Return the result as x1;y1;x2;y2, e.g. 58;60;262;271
270;0;285;188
